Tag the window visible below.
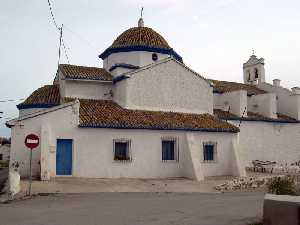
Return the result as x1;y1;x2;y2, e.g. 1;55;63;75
113;139;131;161
0;154;2;160
203;142;217;162
254;68;259;79
162;137;178;162
152;53;158;61
247;71;251;81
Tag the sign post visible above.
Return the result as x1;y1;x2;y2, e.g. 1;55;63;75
24;134;39;196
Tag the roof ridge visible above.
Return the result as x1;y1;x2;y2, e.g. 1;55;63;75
114;57;211;86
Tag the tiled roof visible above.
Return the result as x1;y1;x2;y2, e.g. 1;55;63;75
110;27;171;49
59;64;113;81
214;109;299;123
17;85;60;109
209;79;266;95
79;99;239;132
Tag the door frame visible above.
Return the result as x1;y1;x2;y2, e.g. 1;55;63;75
56;138;74;177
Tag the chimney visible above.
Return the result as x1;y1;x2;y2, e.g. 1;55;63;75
273;79;281;87
291;87;300;95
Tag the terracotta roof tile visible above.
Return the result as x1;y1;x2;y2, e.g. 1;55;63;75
79;99;239;132
214;109;299;123
59;64;113;81
18;85;60;108
209;79;266;95
213;109;239;120
111;27;171;49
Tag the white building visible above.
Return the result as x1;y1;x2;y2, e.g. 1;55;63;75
6;18;300;181
0;144;10;161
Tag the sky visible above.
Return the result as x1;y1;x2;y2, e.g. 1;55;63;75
0;0;300;137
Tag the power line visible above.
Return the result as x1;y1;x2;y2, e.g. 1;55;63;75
46;1;71;65
46;1;98;61
64;25;99;53
0;98;24;103
47;0;59;30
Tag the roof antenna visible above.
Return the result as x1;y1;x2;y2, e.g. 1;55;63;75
138;7;144;27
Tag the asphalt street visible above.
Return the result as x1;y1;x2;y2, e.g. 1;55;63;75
0;192;264;225
0;168;8;192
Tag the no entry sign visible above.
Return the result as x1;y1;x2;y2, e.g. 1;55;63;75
24;133;39;196
25;134;39;149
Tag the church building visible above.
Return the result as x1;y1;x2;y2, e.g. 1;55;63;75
6;17;300;181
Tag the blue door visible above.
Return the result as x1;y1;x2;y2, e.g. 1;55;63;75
56;139;73;175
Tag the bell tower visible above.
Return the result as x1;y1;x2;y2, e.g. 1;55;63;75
243;53;265;85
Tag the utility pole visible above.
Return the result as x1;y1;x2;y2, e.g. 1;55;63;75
57;24;63;68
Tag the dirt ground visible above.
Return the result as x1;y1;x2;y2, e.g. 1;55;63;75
16;173;268;196
19;177;223;195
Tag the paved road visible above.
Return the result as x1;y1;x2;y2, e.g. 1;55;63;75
0;168;8;192
0;192;264;225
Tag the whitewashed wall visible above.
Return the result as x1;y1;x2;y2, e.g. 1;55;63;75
63;80;113;100
182;132;244;179
9;102;241;180
110;67;133;77
19;108;48;117
114;59;213;114
258;82;300;120
213;91;247;117
9;103;79;178
231;120;300;167
248;93;277;118
103;51;169;75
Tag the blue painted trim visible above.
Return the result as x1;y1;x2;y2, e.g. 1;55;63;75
99;45;183;62
109;63;139;72
222;117;300;124
17;103;59;110
112;75;130;84
65;75;112;82
213;90;255;97
78;123;239;133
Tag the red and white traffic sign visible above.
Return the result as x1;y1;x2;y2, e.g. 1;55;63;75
25;134;39;149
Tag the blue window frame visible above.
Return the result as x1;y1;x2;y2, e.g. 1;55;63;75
162;138;178;161
203;142;217;162
114;139;131;161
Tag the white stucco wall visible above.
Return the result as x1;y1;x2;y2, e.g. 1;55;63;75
9;101;241;180
258;82;300;120
231;120;300;167
0;145;10;161
19;108;48;117
114;59;213;114
63;80;113;100
103;51;169;75
9;103;79;178
110;67;133;77
248;93;277;118
213;91;247;117
182;132;244;179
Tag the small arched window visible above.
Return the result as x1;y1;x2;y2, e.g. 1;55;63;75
247;70;251;81
152;53;158;61
254;68;259;79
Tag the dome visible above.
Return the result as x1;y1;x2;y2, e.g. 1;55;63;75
110;27;171;49
99;23;182;62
